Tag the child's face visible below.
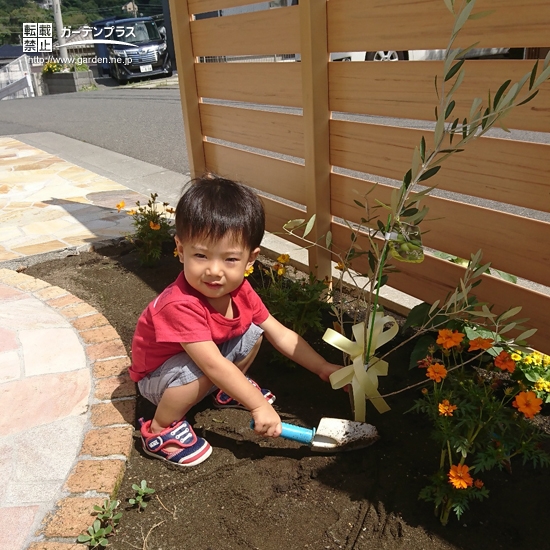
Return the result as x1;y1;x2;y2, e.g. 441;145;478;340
175;233;259;303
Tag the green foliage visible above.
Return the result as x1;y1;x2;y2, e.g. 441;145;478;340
77;519;112;548
407;290;550;525
93;498;122;529
255;256;331;338
129;479;155;511
432;250;517;283
71;61;90;72
118;193;174;267
77;498;121;548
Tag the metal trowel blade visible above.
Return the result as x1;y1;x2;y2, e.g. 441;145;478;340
310;417;379;452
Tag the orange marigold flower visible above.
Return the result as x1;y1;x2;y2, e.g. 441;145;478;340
468;337;494;352
149;221;161;230
438;399;457;416
244;265;254;277
436;329;465;349
116;200;125;212
513;391;543;419
427;363;447;383
421;387;429;395
474;479;484;489
494;351;516;373
448;464;473;489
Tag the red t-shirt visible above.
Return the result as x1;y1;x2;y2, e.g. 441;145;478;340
129;272;269;382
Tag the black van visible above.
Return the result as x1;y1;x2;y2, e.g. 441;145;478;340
92;16;172;84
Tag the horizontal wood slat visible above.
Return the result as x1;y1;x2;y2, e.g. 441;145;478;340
191;6;300;56
330;119;550;213
261;195;308;249
328;0;550;52
329;222;550;355
204;141;305;204
188;0;260;15
200;103;304;157
330;173;550;288
329;60;550;133
195;63;302;107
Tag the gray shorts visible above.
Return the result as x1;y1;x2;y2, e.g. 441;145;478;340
137;323;264;405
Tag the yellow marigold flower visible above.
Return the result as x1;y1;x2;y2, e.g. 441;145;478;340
173;248;179;257
127;209;136;216
494;351;516;373
524;355;534;365
149;221;161;230
272;263;286;276
436;329;465;349
427;363;447;383
534;379;550;392
277;254;290;265
438;399;457;416
513;391;543;419
448;464;473;489
468;337;494;352
511;352;522;361
116;200;125;212
474;479;484;489
244;265;254;277
335;262;345;271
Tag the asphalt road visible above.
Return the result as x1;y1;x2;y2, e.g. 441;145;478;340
0;86;190;175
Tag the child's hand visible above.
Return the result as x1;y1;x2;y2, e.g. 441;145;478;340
317;361;342;383
250;403;282;438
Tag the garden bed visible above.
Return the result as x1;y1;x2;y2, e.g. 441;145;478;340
26;243;550;550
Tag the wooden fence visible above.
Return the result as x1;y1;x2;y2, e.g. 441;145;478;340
169;0;550;354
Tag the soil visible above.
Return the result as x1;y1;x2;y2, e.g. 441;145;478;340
26;243;550;550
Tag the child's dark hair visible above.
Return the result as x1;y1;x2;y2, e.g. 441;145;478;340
175;174;265;251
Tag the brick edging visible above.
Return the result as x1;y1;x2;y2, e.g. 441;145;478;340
0;270;136;550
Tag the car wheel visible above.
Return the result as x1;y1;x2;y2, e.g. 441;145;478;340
365;50;406;61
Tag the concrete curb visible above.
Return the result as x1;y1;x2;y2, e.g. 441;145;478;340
0;270;136;549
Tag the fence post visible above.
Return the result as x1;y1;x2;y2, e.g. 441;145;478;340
299;0;332;281
169;0;206;178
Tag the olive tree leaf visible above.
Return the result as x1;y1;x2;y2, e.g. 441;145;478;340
517;90;539;106
534;64;550;89
445;58;465;82
453;0;476;35
514;328;537;343
302;214;316;238
468;9;495;20
284;218;305;230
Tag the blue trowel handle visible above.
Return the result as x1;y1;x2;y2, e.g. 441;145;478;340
250;420;315;445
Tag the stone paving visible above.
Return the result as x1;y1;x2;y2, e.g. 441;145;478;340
0;138;140;550
0;137;145;263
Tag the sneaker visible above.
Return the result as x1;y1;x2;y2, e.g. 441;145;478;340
213;377;276;410
139;417;212;467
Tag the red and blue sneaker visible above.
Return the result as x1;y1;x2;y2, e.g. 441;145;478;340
139;417;212;467
213;377;276;410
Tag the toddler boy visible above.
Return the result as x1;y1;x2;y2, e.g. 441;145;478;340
130;174;341;466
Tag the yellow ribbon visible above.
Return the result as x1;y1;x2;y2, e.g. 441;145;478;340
323;312;398;422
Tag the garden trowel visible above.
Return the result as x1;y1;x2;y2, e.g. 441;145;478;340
251;417;379;452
